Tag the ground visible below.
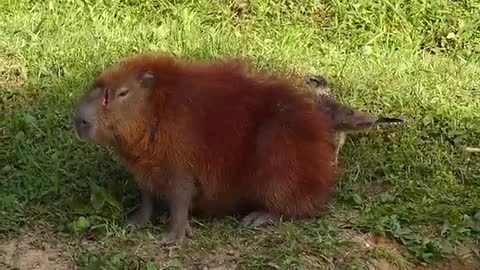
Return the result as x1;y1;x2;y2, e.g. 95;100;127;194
1;0;479;269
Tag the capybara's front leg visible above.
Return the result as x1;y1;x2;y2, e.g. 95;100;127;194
160;175;195;243
126;188;154;228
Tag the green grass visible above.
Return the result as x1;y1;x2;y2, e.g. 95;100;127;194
1;0;480;269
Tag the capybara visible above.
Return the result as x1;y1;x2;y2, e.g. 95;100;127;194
74;53;338;242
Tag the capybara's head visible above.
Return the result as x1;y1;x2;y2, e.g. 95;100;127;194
73;54;171;147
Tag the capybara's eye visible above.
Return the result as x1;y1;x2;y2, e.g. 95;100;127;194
117;90;129;98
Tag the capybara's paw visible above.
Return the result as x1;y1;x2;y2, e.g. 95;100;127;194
185;222;193;237
159;231;183;243
240;211;281;227
159;223;193;243
159;229;188;243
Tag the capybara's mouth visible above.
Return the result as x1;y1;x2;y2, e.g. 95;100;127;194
73;125;93;142
73;127;80;140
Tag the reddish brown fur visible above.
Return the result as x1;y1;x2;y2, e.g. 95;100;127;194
84;53;337;221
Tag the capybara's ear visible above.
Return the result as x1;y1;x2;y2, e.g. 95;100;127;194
139;71;156;89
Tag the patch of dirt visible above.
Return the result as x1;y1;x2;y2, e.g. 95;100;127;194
362;180;392;197
298;252;335;269
0;53;26;89
416;260;479;270
0;53;36;112
351;233;404;252
368;258;398;270
74;230;241;270
348;233;480;270
152;247;240;270
0;234;74;270
195;248;240;269
231;0;249;17
350;233;412;270
415;244;480;270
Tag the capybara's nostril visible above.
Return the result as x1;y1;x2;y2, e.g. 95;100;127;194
74;116;91;131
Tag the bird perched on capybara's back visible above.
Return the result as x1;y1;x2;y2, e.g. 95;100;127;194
304;75;403;166
73;53;337;242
